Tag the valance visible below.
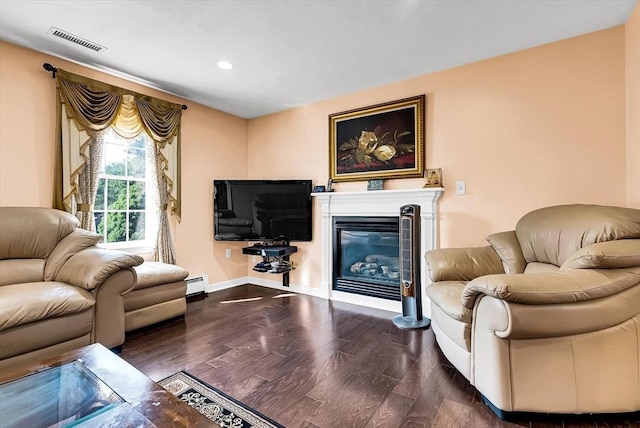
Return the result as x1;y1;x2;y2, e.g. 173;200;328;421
53;69;182;220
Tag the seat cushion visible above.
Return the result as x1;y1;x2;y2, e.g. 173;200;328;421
124;281;187;312
426;281;472;323
0;311;92;360
132;262;188;291
0;282;94;330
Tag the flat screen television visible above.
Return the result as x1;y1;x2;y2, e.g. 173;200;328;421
213;179;313;242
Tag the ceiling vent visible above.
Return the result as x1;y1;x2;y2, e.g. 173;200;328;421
47;27;106;52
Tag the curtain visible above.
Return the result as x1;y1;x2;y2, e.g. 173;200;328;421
148;143;176;264
52;69;183;263
76;130;104;231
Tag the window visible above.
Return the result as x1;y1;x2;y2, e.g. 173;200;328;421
94;128;156;247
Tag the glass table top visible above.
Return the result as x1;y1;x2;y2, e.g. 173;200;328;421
0;360;126;428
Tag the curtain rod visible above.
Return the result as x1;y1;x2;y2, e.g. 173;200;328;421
42;63;188;110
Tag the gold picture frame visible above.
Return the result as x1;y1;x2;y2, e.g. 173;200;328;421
329;95;425;182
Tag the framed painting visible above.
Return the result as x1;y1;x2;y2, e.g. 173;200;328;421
329;95;425;182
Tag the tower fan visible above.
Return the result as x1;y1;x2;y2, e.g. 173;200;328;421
392;204;431;329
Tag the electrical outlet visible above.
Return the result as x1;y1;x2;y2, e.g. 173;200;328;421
455;181;466;195
225;249;232;259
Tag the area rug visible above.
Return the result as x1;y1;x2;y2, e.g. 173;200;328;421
159;371;284;428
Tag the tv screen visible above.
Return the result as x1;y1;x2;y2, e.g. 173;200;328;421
213;179;313;242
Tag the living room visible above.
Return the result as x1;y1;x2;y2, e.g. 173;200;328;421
1;1;639;426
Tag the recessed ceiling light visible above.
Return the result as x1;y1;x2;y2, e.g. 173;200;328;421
217;61;233;70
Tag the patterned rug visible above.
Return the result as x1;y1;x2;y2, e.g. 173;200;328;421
159;371;283;428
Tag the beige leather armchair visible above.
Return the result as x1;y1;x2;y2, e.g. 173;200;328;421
425;204;640;417
0;207;143;370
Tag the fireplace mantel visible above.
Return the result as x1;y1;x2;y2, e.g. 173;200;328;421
312;187;444;313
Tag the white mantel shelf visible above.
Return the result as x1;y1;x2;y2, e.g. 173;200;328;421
312;187;444;314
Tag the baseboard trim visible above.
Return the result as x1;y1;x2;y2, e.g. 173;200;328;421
205;277;250;294
330;290;401;313
206;276;401;314
246;276;327;298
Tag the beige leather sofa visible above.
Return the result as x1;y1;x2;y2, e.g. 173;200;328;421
0;207;143;370
425;204;640;417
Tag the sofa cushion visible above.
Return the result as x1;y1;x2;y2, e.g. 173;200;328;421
0;282;94;330
524;262;560;273
0;207;79;259
425;247;503;282
125;281;187;311
561;240;640;270
0;311;92;360
0;259;44;286
431;303;472;352
516;205;640;267
133;261;189;291
486;231;526;274
426;281;472;323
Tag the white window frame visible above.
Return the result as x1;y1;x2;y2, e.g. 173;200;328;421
95;129;157;253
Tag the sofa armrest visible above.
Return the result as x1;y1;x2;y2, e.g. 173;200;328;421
486;230;526;274
475;284;640;340
461;268;640;309
55;248;143;290
425;246;504;282
44;229;103;280
91;268;137;348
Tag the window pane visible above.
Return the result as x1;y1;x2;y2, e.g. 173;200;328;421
127;148;145;178
128;181;146;210
95;212;105;238
106;212;127;243
107;179;127;209
130;136;145;149
95;178;105;210
104;144;126;176
129;212;145;241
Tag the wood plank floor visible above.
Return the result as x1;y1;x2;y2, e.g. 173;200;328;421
120;285;639;428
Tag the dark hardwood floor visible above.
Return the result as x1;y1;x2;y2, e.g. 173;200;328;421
120;285;639;428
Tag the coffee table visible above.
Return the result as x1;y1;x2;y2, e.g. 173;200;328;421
0;343;214;427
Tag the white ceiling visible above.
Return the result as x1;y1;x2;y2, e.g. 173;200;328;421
0;0;636;119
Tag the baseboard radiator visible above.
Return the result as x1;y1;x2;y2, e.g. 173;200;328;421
185;275;208;296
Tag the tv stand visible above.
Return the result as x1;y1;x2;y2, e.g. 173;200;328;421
242;242;297;287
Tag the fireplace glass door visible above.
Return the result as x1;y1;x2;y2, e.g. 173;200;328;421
333;216;400;301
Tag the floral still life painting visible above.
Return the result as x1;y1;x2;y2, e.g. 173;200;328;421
329;95;425;182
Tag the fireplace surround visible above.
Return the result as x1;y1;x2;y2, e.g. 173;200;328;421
313;188;443;313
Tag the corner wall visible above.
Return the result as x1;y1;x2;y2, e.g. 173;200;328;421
0;41;250;286
248;27;627;293
627;2;640;208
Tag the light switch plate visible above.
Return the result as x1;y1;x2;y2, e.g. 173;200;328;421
456;181;466;195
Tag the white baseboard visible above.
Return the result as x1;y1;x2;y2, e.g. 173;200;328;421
205;276;250;294
206;276;407;316
246;276;327;298
330;290;401;313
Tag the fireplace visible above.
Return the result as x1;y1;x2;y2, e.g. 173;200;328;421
313;188;443;313
332;216;400;301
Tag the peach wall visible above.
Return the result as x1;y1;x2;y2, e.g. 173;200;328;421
0;41;250;285
0;25;631;295
627;2;640;208
248;27;627;290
